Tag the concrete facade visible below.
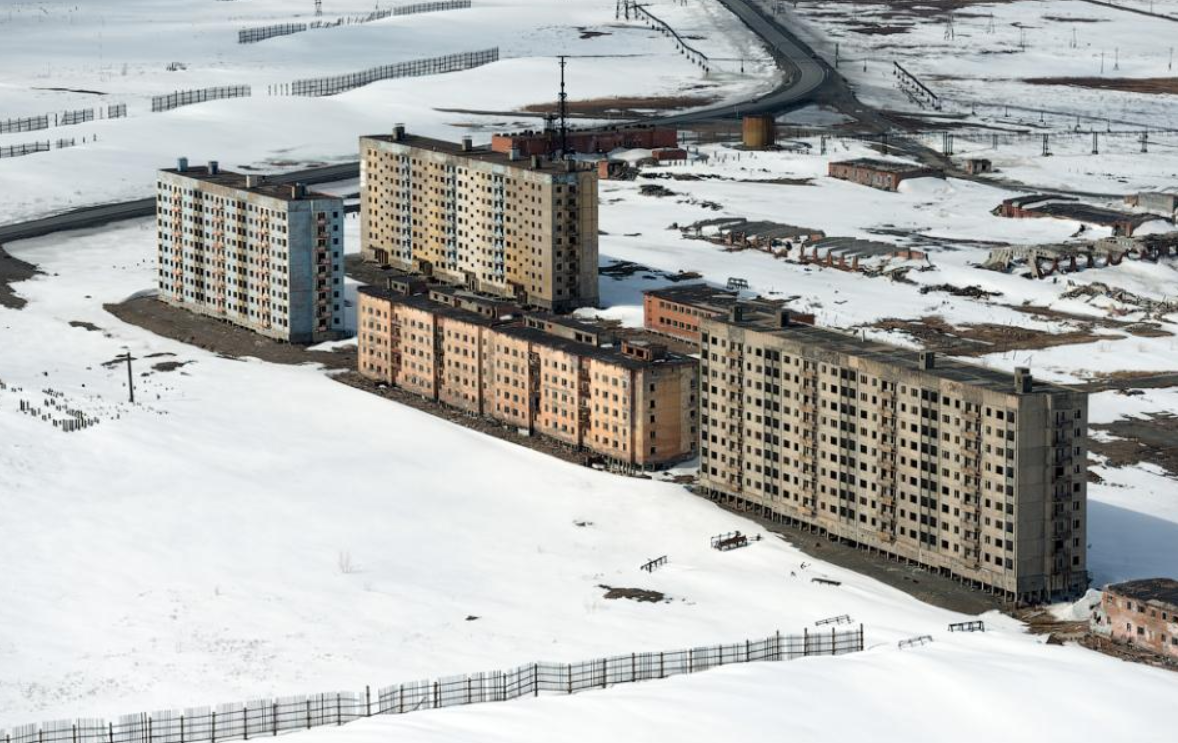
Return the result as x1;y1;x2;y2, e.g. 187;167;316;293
697;306;1088;604
157;161;345;343
1093;579;1178;658
356;287;698;468
359;127;599;312
489;126;678;157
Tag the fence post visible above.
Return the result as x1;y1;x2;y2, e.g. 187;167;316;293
533;664;539;697
305;700;311;730
271;703;277;736
745;640;750;662
689;648;693;672
366;686;371;717
601;658;607;689
336;694;342;725
803;627;809;656
148;716;153;743
433;682;439;709
466;677;472;705
398;685;404;714
631;653;636;682
181;715;185;743
831;627;836;656
860;624;865;651
243;706;248;740
212;711;217;743
566;664;572;694
72;725;77;743
659;652;664;679
775;630;782;660
109;722;114;743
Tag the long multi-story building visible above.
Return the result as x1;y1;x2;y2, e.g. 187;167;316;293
357;285;696;468
643;283;814;346
359;125;599;312
698;305;1088;604
157;159;345;342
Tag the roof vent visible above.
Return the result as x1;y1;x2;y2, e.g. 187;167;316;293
776;309;791;328
920;351;936;370
1014;367;1033;394
461;136;473;152
208;160;219;175
729;304;744;323
393;123;405;141
290;182;307;199
176;157;188;172
245;174;264;189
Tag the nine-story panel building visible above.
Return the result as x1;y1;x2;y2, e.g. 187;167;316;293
359;125;599;313
698;305;1088;604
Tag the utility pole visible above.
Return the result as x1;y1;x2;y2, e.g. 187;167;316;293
315;0;322;17
120;350;136;404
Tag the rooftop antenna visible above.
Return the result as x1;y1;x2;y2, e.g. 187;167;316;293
315;0;323;16
557;55;569;159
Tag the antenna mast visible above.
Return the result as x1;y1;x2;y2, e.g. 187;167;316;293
558;55;569;159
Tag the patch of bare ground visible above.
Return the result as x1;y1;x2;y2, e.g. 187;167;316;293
1006;304;1173;338
1024;77;1178;95
1083;370;1178;392
104;295;355;369
0;245;38;310
1042;16;1106;22
599;586;667;603
870;315;1117;356
847;23;911;35
1090;413;1178;477
520;94;718;117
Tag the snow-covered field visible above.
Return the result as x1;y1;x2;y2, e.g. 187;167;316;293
3;0;1177;740
0;0;775;222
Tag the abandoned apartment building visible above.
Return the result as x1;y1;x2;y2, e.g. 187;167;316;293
643;283;814;346
356;283;699;469
1092;578;1178;659
359;125;599;313
156;159;345;343
827;158;943;192
697;304;1089;604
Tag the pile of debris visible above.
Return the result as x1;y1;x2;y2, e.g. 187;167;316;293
1061;281;1178;319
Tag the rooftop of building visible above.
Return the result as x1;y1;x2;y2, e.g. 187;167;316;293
160;164;337;202
831;158;936;174
358;287;693;369
361;130;588;174
1108;578;1178;607
645;283;785;312
706;308;1078;396
1032;202;1152;227
357;286;509;327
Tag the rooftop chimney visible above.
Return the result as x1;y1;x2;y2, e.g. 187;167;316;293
776;309;791;328
290;182;307;199
176;157;189;172
461;136;473;152
920;351;936;370
1014;367;1033;394
531;155;543;169
245;174;263;189
509;146;521;161
729;304;744;323
208;160;219;175
393;123;405;141
564;158;576;172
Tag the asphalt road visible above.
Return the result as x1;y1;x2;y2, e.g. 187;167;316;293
0;0;834;243
0;162;359;244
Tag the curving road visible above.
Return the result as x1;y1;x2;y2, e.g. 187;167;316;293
653;0;831;125
0;163;359;244
0;0;834;243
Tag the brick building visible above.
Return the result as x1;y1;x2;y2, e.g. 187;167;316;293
643;284;813;346
995;195;1151;237
490;126;678;158
697;305;1089;604
1092;579;1178;658
828;158;943;192
357;286;698;468
359;126;599;312
157;159;344;343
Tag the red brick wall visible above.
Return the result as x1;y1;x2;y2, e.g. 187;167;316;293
1100;590;1178;658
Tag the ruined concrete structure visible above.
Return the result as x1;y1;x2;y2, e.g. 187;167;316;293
157;159;344;343
697;305;1089;604
1125;191;1178;219
1092;579;1178;659
828;158;943;192
643;283;813;346
982;232;1178;278
994;195;1154;237
359;126;599;312
357;285;698;469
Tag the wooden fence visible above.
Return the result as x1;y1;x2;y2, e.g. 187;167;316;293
0;626;864;743
238;23;307;44
151;86;251;113
287;48;498;97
